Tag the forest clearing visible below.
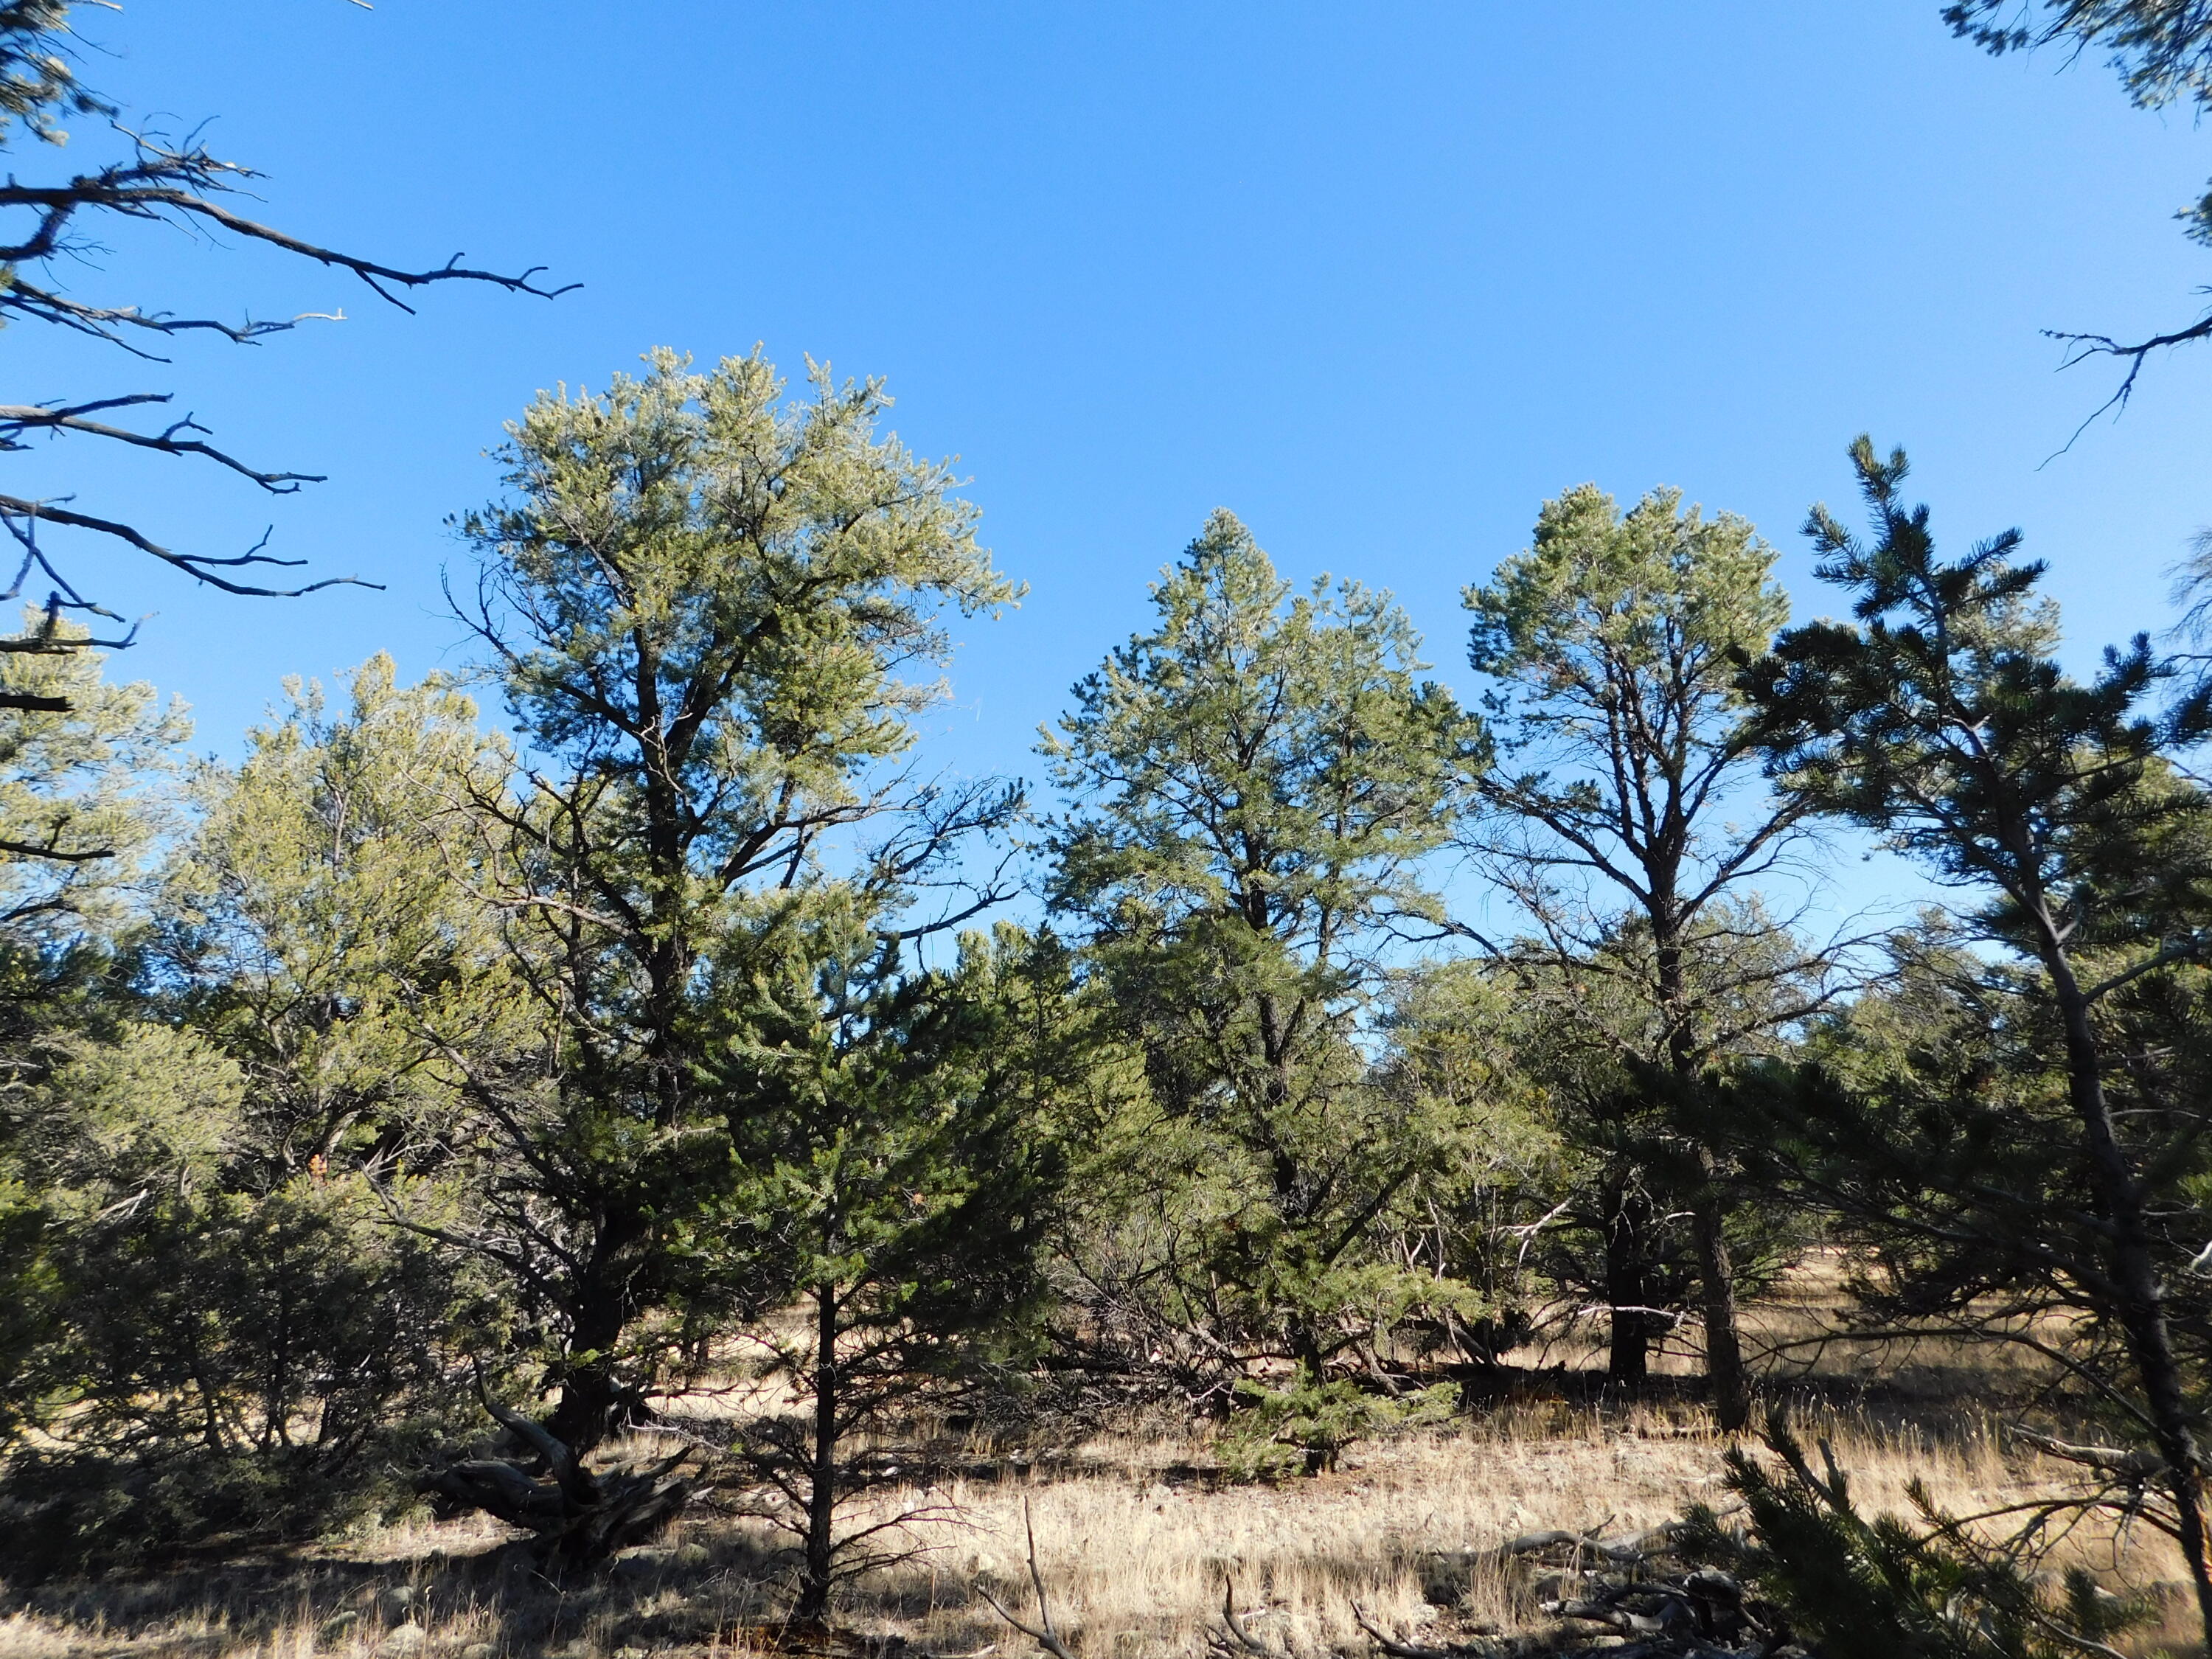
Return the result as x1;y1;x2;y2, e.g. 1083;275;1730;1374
9;4;2212;1658
1;1270;2202;1658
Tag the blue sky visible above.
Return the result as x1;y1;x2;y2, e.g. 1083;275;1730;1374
14;0;2212;823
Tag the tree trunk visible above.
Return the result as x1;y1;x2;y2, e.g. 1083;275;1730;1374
797;1279;839;1621
1601;1178;1653;1387
2044;946;2212;1654
1653;916;1750;1431
548;1209;645;1456
1257;987;1332;1382
1688;1162;1747;1433
418;1382;693;1571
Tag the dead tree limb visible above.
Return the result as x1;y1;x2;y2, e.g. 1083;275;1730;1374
1347;1603;1470;1659
973;1498;1077;1659
0;10;571;646
2014;1426;2168;1483
1208;1575;1286;1659
414;1368;694;1569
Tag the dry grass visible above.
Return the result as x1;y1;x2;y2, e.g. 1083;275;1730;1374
837;1399;2193;1657
4;1265;2198;1658
1;1393;2195;1659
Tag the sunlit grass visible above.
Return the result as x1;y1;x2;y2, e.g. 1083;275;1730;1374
4;1276;2197;1658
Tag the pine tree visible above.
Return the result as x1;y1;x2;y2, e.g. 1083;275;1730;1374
1043;510;1486;1439
1464;484;1820;1424
728;921;1080;1616
444;348;1018;1459
0;658;499;1569
0;621;183;1447
1744;435;2212;1649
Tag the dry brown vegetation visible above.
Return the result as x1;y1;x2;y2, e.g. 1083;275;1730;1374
4;1274;2201;1659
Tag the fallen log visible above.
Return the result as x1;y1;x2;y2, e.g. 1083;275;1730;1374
1499;1523;1683;1564
1346;1601;1495;1659
414;1369;695;1568
2012;1426;2166;1483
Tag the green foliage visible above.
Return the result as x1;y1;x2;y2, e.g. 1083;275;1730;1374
0;1164;54;1441
1744;437;2207;936
0;1024;481;1573
1043;509;1491;1383
9;304;2212;1610
1489;913;1818;1384
1778;937;2090;1287
1;1441;389;1580
1726;926;2212;1487
0;630;185;1446
1217;1374;1458;1481
1464;481;1804;1071
159;654;521;1182
1467;483;1811;1406
1470;481;1785;710
735;921;1078;1380
0;656;518;1573
723;920;1082;1611
1367;960;1565;1368
1047;508;1481;945
1683;1421;2151;1659
449;347;1020;1452
469;347;1014;818
0;3;105;150
0;616;187;933
1745;437;2212;1648
1464;482;1806;1068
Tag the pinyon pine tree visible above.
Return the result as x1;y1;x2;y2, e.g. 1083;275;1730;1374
1045;510;1486;1457
1744;437;2212;1649
1464;484;1823;1424
441;347;1018;1467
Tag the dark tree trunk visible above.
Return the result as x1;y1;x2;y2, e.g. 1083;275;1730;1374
540;703;692;1461
1654;915;1750;1432
1601;1179;1655;1386
548;1208;646;1456
1688;1163;1747;1433
1257;987;1332;1383
417;1377;692;1571
797;1279;839;1620
2042;942;2212;1653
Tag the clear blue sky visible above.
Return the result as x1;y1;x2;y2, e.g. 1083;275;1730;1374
15;0;2212;810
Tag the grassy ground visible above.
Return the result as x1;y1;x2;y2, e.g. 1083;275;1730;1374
1;1272;2197;1658
1;1402;2194;1658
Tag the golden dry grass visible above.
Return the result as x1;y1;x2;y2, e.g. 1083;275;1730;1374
1;1259;2193;1659
2;1388;2195;1659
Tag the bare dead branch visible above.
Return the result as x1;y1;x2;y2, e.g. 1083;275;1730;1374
973;1498;1078;1659
0;397;324;490
0;100;568;628
1348;1603;1458;1659
2039;307;2212;462
0;495;378;596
